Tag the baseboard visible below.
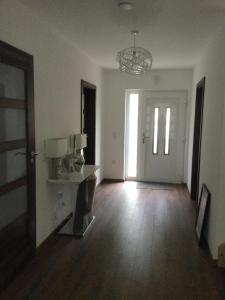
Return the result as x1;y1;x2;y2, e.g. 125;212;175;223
102;178;125;183
203;238;218;266
182;182;188;189
181;184;218;266
96;178;105;187
36;212;73;251
53;213;73;234
207;247;218;267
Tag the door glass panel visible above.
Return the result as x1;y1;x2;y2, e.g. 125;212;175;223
164;107;171;155
0;62;25;100
127;94;139;177
0;108;26;142
153;107;159;154
145;105;151;137
0;185;27;230
0;148;27;186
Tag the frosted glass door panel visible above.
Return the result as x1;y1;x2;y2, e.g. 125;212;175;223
0;186;27;230
0;108;26;142
0;148;27;186
0;62;25;100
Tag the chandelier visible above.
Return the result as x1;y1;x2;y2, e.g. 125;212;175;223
116;30;153;75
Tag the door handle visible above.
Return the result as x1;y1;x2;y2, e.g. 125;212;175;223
15;151;38;163
30;151;38;158
30;152;38;164
15;151;38;157
15;151;26;156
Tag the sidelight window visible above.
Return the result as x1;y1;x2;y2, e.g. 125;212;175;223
127;94;139;177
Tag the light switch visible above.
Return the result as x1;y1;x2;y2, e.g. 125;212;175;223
112;132;117;139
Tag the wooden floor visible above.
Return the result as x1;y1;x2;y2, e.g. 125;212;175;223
1;182;225;300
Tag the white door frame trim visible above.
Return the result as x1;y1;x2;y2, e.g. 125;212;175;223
124;89;188;182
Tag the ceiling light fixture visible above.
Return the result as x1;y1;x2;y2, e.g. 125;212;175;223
116;30;153;75
118;1;134;11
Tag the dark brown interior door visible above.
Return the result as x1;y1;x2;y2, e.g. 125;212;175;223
81;80;96;165
0;41;36;290
191;77;205;201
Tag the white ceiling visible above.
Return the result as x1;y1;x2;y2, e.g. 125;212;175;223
19;0;225;69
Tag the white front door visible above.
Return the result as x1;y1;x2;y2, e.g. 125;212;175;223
137;91;187;183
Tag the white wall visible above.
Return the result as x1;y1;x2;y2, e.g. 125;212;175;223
187;28;225;258
0;0;104;246
103;69;193;180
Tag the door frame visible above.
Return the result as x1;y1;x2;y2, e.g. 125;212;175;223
124;89;140;180
0;40;36;248
191;77;205;201
125;89;188;182
80;80;96;164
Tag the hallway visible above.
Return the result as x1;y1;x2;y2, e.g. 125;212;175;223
1;182;225;300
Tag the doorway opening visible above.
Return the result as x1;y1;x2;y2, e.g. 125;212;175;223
125;90;187;183
81;80;96;165
191;77;205;201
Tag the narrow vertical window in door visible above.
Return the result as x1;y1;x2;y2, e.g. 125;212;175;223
153;107;159;154
127;94;139;177
164;107;171;155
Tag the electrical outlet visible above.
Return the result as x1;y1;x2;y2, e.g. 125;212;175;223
60;200;66;207
57;192;63;199
54;212;58;220
112;132;117;139
52;212;58;226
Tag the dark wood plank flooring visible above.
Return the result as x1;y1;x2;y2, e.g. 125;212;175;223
1;182;225;300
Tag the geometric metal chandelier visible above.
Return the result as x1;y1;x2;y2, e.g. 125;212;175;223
116;29;153;75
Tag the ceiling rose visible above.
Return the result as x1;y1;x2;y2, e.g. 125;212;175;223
118;1;134;11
